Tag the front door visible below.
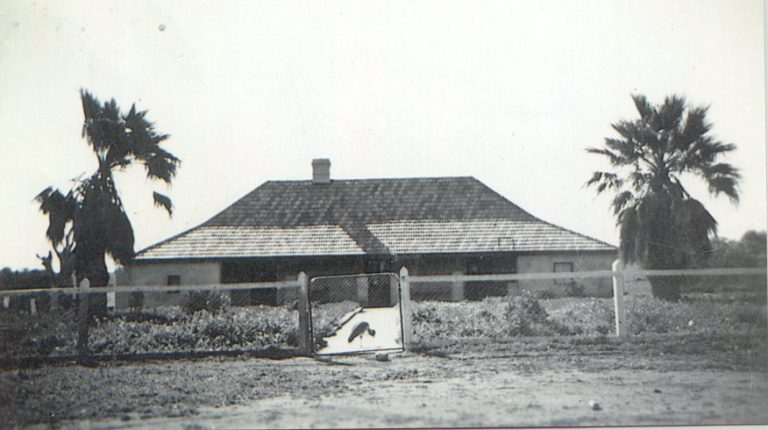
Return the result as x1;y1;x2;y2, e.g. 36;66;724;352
364;257;394;307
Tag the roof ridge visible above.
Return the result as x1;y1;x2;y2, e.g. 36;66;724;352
267;176;477;184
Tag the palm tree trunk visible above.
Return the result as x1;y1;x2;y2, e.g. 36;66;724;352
646;241;683;301
75;246;109;318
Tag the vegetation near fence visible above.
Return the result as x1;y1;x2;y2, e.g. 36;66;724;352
2;282;764;360
411;290;765;343
0;304;300;358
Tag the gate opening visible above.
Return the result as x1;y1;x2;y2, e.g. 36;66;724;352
309;273;404;355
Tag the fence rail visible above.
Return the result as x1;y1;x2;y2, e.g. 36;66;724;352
409;267;767;284
0;280;303;296
1;267;763;296
0;266;765;364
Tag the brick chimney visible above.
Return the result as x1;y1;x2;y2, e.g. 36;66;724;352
312;158;331;184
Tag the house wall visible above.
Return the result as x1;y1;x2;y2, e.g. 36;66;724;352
398;253;517;302
117;261;222;308
119;250;617;309
218;254;519;305
273;256;364;305
517;251;617;297
401;251;616;301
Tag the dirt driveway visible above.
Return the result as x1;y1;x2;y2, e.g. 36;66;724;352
85;363;767;429
6;334;768;429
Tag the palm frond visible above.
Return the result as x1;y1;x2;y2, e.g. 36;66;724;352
631;94;654;120
657;95;686;131
611;191;634;216
706;175;740;203
681;198;717;266
144;150;180;183
586;147;626;166
104;203;136;264
585;171;624;194
152;191;174;216
678;106;711;149
610;120;640;142
35;187;77;246
629;171;652;190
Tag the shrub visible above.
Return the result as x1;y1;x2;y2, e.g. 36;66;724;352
564;282;586;297
184;291;230;314
128;292;144;309
413;305;441;324
106;307;182;324
536;290;557;300
504;292;548;324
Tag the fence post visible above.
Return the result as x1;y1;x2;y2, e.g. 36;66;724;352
297;272;312;356
29;298;37;316
399;266;413;350
76;278;91;357
611;260;626;337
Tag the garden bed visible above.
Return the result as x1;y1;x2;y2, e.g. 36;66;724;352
1;291;765;360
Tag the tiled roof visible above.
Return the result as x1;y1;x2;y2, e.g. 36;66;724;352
202;177;536;227
366;219;615;254
135;176;615;260
138;225;365;259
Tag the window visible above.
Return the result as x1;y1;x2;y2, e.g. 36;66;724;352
167;275;181;294
553;262;574;285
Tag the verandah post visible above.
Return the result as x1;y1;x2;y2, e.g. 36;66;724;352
611;259;626;337
399;266;413;350
297;272;312;355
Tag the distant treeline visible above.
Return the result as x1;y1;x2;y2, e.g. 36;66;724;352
707;230;766;268
0;268;52;290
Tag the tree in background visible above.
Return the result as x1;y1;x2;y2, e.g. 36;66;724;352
36;90;180;287
587;94;740;301
708;230;766;268
0;268;52;290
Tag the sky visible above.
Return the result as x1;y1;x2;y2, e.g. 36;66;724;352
0;0;765;271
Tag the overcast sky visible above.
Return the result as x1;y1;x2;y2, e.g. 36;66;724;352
0;0;764;270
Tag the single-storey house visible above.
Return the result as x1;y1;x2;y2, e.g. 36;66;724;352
119;159;616;307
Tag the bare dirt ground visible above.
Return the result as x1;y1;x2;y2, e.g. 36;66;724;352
2;333;767;429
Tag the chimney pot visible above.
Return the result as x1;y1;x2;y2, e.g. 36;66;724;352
312;158;331;184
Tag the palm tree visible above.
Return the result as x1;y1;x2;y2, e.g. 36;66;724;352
34;187;77;286
587;94;740;300
37;89;180;287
